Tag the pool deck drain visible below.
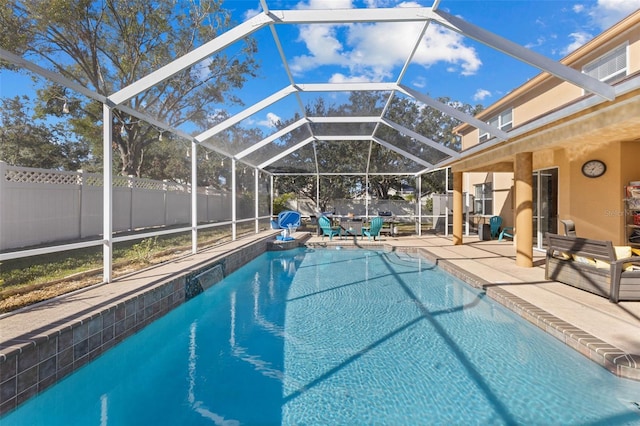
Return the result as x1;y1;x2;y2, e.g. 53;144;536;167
1;231;640;415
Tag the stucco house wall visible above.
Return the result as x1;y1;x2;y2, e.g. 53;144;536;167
454;11;640;245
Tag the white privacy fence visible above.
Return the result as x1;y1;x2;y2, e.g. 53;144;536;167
0;162;258;251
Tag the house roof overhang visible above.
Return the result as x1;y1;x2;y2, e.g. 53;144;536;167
447;76;640;173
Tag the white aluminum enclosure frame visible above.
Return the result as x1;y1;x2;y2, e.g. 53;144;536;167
0;1;619;284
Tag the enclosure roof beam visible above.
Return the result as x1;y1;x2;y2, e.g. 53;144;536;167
109;13;275;105
432;9;615;100
308;116;380;123
267;7;437;25
296;82;398;92
372;136;433;168
258;136;315;169
380;118;460;158
196;85;297;142
315;135;372;141
235;118;309;160
0;48;107;105
398;85;509;141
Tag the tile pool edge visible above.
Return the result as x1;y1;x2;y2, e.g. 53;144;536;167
0;233;276;416
414;246;640;382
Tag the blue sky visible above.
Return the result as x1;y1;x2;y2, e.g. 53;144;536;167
222;0;640;130
2;0;639;133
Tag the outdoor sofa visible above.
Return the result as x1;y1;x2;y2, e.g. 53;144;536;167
545;233;640;303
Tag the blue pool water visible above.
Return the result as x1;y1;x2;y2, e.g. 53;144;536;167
3;248;640;425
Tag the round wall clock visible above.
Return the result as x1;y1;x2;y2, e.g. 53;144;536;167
581;159;606;178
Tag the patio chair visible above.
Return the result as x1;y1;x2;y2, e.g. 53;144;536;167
489;216;502;239
319;215;341;240
362;216;384;241
498;226;514;241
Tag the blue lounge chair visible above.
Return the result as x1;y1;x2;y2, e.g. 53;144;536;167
319;216;341;240
362;216;384;241
489;216;502;239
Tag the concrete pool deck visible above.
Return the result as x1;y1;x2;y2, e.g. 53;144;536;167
1;230;640;414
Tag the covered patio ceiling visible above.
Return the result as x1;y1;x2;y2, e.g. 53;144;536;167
0;0;617;177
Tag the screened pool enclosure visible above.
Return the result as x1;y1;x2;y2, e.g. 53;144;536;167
0;0;616;283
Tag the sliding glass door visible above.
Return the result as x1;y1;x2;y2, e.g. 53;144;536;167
532;168;559;249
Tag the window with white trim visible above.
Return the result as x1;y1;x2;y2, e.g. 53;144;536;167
583;44;627;84
474;182;493;215
479;109;512;143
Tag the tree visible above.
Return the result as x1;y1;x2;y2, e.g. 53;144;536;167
0;96;89;169
264;91;482;205
0;0;258;178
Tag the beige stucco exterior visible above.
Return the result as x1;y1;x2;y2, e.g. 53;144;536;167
450;10;640;252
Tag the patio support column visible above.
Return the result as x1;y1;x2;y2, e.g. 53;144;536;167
452;171;463;245
102;104;113;283
515;152;534;267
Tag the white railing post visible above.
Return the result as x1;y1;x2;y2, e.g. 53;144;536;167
465;172;470;236
0;161;5;251
254;168;259;233
316;174;320;213
128;175;134;231
191;141;198;254
445;167;450;236
232;158;237;240
206;186;211;222
77;169;84;239
103;105;113;283
365;175;369;220
163;179;169;227
417;175;422;236
270;175;274;218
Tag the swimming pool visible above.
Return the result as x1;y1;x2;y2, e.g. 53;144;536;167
3;248;640;425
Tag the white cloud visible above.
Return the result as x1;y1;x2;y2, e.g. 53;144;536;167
288;24;351;75
525;36;546;49
561;31;593;55
257;112;281;128
411;76;427;89
243;7;262;20
328;73;372;83
588;0;640;29
473;89;491;102
295;0;355;10
415;25;482;76
288;4;481;81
